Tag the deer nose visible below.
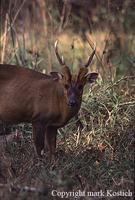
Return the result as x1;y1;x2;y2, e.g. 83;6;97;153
68;99;77;107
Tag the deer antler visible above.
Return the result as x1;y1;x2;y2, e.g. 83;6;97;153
84;42;96;68
55;40;65;66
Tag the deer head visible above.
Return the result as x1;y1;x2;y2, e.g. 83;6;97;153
51;41;98;108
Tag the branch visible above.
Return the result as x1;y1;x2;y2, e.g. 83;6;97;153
0;183;48;195
105;76;135;91
119;101;135;106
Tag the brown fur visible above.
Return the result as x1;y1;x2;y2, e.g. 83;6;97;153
0;64;98;159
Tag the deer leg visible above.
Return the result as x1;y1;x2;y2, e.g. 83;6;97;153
32;122;45;157
45;126;57;161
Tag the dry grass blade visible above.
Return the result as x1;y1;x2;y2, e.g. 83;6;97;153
1;14;9;63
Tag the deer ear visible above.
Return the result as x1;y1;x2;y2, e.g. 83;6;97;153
50;72;63;81
85;72;98;83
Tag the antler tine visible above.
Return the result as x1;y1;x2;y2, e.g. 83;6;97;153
84;42;96;68
55;40;65;66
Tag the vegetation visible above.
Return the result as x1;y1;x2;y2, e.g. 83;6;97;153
0;0;135;199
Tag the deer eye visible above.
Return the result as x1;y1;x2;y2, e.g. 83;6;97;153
64;84;69;90
78;84;83;90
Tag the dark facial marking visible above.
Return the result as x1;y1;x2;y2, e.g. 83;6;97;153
66;82;81;107
64;84;70;90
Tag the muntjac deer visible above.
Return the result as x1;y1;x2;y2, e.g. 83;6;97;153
0;41;98;159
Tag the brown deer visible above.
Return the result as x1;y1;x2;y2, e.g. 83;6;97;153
0;41;98;159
